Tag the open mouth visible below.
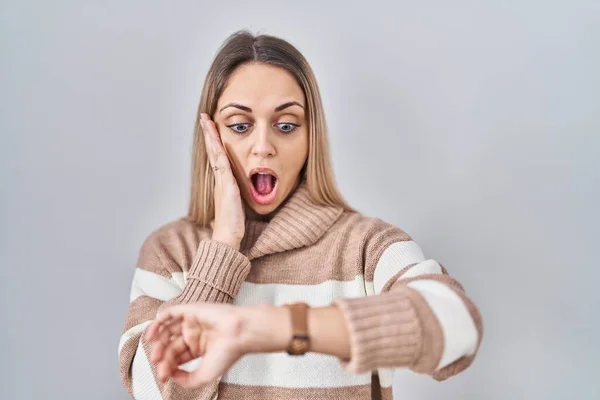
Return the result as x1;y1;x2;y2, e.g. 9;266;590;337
249;168;278;205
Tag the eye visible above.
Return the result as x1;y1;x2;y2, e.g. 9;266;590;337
226;123;252;134
276;122;299;133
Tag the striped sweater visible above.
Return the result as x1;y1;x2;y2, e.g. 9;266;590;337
118;182;483;399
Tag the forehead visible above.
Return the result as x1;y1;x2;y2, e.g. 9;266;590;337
218;63;305;110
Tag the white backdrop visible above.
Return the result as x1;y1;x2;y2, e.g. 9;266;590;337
1;0;599;399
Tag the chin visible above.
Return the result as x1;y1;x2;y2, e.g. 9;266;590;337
250;203;279;215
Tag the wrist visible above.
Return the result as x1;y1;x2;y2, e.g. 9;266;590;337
211;234;241;251
239;304;291;354
306;305;350;360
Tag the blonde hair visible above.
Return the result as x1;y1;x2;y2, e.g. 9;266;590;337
187;30;353;226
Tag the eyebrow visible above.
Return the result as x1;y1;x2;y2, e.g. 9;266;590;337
219;101;305;114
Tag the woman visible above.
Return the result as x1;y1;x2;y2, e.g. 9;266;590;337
118;30;483;400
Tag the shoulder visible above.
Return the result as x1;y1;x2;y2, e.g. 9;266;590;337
335;210;412;245
137;218;211;274
334;211;417;279
142;218;209;247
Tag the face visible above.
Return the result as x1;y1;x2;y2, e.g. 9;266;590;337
214;63;309;217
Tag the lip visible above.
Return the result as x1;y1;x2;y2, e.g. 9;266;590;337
248;167;279;206
248;167;279;180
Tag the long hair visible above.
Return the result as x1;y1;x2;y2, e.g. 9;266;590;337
187;30;353;226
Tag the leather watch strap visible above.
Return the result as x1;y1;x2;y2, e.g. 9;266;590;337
284;302;310;356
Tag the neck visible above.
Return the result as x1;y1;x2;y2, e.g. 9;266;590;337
245;206;275;222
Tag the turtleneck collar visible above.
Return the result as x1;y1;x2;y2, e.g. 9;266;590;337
239;181;344;260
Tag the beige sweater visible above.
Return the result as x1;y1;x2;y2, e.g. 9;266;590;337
118;182;483;400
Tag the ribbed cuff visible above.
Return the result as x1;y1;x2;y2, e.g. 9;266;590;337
333;286;442;374
177;240;251;304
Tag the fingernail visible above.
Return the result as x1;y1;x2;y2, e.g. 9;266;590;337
200;113;209;121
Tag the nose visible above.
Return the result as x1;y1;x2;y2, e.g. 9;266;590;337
251;124;276;158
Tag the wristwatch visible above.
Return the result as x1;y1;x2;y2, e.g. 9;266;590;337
283;302;311;356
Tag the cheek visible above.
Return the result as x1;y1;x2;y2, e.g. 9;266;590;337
282;133;309;174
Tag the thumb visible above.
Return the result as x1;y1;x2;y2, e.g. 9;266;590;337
173;341;240;388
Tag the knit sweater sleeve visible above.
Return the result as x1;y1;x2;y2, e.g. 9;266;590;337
118;223;251;399
333;220;483;380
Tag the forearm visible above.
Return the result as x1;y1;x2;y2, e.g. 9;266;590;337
241;291;433;373
160;239;251;310
241;304;350;360
308;305;351;359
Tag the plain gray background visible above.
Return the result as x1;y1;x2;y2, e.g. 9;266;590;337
1;0;599;399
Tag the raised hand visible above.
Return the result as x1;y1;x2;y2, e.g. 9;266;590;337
200;113;246;250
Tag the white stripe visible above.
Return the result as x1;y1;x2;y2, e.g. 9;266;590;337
234;275;367;307
130;268;184;302
406;279;478;369
397;259;443;280
377;368;394;388
179;357;202;372
226;278;368;387
171;272;186;289
373;241;426;294
131;340;163;399
118;321;152;354
181;353;388;389
223;352;372;388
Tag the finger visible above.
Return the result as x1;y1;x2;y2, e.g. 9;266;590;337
200;117;233;176
157;344;197;383
151;320;183;363
173;341;239;388
156;336;189;383
200;114;218;164
211;136;234;176
182;321;202;356
176;348;196;366
201;121;217;169
201;123;229;184
145;320;161;341
146;311;179;341
200;113;221;142
146;314;180;342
